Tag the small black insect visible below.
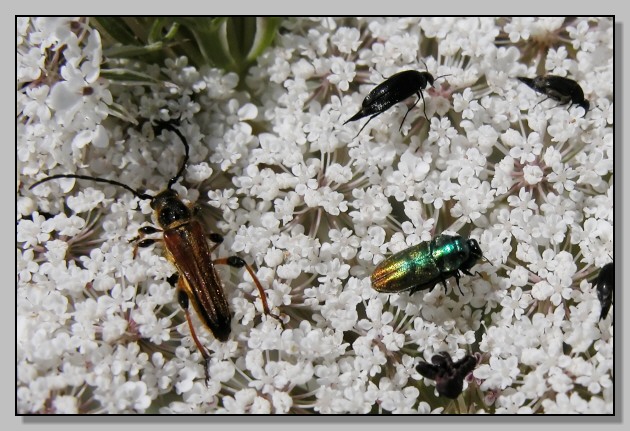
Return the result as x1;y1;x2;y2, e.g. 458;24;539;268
592;262;614;321
416;352;478;399
344;69;445;137
517;75;590;117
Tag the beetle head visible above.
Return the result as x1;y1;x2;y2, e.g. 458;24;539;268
151;189;192;228
461;238;483;271
578;100;590;116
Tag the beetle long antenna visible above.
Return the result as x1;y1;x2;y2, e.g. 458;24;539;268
155;123;189;190
30;174;153;200
419;59;451;82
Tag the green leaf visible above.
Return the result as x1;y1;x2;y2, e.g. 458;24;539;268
92;17;138;45
246;17;282;62
147;18;169;44
93;17;283;80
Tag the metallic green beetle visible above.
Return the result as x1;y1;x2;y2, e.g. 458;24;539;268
371;234;483;294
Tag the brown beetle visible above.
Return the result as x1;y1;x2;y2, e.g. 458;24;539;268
30;122;282;378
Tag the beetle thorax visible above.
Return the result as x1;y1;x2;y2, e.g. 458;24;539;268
423;72;434;87
408;70;432;89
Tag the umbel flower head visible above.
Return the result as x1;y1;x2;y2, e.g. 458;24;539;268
18;17;613;414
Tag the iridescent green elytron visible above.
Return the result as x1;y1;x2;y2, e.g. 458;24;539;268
371;234;483;294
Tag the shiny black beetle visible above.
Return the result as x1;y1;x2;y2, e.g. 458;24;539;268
592;262;614;321
517;75;590;117
344;69;441;137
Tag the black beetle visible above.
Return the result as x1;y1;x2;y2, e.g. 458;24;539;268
344;69;444;137
517;75;590;117
592;262;614;321
416;352;478;399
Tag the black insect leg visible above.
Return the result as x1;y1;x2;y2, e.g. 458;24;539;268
166;273;179;287
129;225;162;243
207;232;224;253
439;277;449;293
532;97;550;110
399;94;422;131
208;233;223;243
453;271;464;295
419;90;429;122
353;112;383;139
129;225;164;258
374;69;390;81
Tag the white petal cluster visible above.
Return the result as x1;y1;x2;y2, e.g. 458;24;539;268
18;17;613;414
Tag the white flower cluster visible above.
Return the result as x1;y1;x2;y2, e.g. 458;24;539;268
17;17;613;414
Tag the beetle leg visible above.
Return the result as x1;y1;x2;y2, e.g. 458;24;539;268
206;233;224;253
129;225;162;243
132;238;163;259
373;68;390;80
214;256;284;328
353;112;383;139
440;277;449;293
532;96;550;110
418;90;429;122
463;268;483;280
177;288;211;382
399;93;422;131
130;225;163;258
453;271;464;295
166;273;179;286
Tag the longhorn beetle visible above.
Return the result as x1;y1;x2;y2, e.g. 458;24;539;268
30;121;282;378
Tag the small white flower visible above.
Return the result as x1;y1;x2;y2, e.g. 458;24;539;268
330;27;361;54
522;165;543;185
503;17;535;42
475;356;520;391
326;57;355;91
114;381;152;412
